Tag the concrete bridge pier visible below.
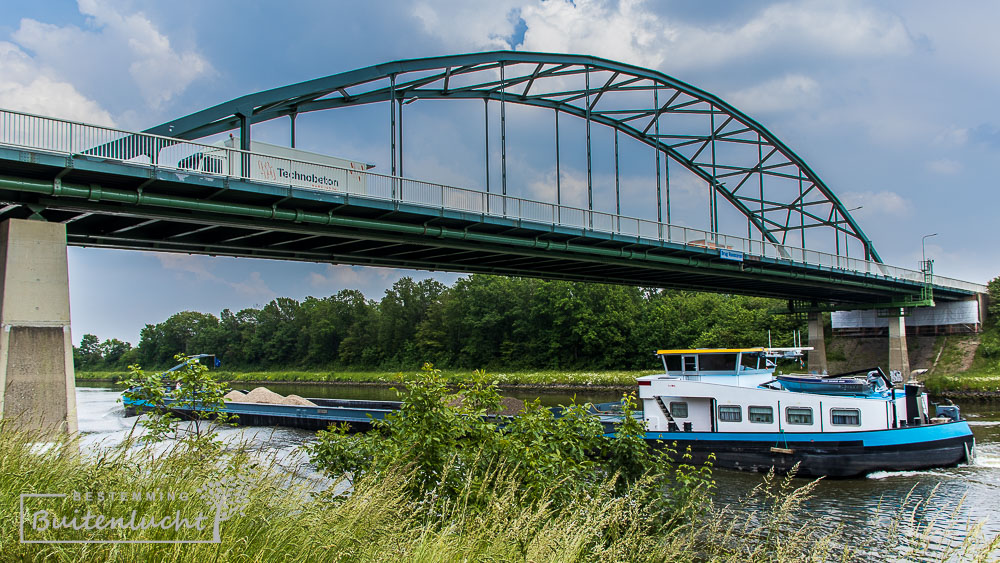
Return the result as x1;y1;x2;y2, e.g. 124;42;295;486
807;311;828;374
0;218;77;434
887;308;910;379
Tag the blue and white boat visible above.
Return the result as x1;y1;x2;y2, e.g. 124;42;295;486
634;347;975;477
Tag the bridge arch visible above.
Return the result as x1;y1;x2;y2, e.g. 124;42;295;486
147;51;880;262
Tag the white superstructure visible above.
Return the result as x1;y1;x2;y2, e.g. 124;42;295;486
639;348;925;434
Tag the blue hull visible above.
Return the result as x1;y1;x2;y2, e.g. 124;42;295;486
630;422;975;478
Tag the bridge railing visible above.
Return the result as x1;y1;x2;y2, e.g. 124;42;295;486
0;108;987;295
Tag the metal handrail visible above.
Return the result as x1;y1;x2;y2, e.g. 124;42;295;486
0;108;987;295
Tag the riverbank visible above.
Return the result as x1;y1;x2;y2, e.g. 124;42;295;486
925;369;1000;400
76;368;645;390
78;364;1000;399
10;392;999;560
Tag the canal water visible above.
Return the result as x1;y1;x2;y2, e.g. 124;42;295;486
76;381;1000;554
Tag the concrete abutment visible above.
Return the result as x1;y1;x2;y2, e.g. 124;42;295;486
807;311;828;374
0;218;77;433
887;309;911;378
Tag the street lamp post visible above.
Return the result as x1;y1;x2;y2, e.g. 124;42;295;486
922;233;938;266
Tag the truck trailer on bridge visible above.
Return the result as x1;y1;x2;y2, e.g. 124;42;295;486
179;138;374;195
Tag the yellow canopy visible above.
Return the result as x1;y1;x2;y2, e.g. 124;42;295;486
655;348;766;355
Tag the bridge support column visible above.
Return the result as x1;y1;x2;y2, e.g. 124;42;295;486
807;311;827;374
888;309;910;379
0;219;77;434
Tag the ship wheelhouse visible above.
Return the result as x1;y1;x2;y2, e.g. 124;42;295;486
639;347;918;435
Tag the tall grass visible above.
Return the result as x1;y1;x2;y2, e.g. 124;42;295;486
3;426;996;561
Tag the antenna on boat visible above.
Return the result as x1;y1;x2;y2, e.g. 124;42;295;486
768;330;772;348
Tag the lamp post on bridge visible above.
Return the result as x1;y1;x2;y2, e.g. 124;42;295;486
921;232;938;267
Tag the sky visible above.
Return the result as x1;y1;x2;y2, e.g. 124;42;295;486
0;0;997;345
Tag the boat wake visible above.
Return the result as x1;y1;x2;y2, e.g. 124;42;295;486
968;452;1000;469
866;469;950;480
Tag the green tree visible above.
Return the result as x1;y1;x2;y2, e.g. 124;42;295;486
377;277;446;365
987;275;1000;322
74;333;103;369
99;338;132;368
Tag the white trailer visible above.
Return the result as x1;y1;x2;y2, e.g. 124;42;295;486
178;137;374;194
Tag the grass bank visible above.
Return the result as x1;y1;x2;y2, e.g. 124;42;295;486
924;330;1000;398
926;368;1000;397
76;368;646;388
4;427;995;561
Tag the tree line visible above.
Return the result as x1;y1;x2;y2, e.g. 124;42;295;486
74;274;805;371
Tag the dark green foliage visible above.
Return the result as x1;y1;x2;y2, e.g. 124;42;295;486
83;275;804;370
306;363;715;524
980;331;1000;359
72;333;137;370
975;275;1000;361
988;275;1000;322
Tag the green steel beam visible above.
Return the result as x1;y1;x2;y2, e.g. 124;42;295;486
0;174;916;302
141;51;882;263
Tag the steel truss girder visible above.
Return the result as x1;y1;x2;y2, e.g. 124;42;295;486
145;51;880;262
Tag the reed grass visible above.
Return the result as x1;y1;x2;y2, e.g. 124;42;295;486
2;425;996;562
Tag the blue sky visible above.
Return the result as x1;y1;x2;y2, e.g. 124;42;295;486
1;0;997;345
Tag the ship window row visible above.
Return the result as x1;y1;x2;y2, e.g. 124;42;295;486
716;405;862;426
717;405;775;424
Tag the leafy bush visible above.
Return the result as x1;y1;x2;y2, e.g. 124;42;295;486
120;353;235;444
306;363;714;528
987;275;1000;321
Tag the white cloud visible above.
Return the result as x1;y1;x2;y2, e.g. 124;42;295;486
726;74;820;114
0;41;115;126
527;167;590;208
517;0;915;72
80;0;211;109
840;190;913;217
157;254;274;298
7;0;211;119
307;264;395;291
926;158;962;175
519;0;666;69
411;0;524;51
934;127;969;147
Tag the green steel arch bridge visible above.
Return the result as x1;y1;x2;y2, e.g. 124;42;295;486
0;52;986;308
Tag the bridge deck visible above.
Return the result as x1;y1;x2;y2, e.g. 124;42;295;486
0;108;984;305
0;142;980;306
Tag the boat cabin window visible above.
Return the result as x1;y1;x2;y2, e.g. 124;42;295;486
748;406;773;423
830;408;861;426
699;353;738;372
718;405;742;422
740;353;759;370
682;355;698;372
786;407;813;425
669;402;688;418
664;355;683;373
